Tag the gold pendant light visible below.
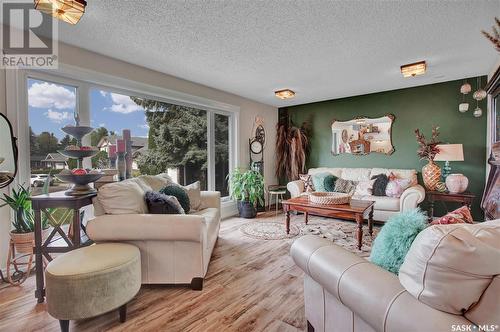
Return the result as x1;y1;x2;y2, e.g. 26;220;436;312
34;0;87;25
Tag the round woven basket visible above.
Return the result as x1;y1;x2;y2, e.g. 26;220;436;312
309;192;352;205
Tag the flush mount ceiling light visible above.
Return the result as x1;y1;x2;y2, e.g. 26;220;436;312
274;89;295;100
34;0;87;25
400;61;426;78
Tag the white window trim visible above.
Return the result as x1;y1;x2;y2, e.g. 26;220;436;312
7;64;239;206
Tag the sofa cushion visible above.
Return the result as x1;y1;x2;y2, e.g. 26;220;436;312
183;181;202;211
299;174;315;192
370;168;417;185
341;168;371;181
145;191;185;214
98;179;149;215
385;178;412;198
312;172;330;192
138;175;173;191
371;173;389;196
160;185;191;213
323;175;338;192
334;178;357;194
354;179;375;196
361;195;400;211
430;205;473;225
308;168;343;178
399;219;500;314
370;208;428;274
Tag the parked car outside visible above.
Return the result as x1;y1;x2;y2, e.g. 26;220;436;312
30;174;55;187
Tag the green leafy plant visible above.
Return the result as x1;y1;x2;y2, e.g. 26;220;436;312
1;184;49;233
227;168;265;206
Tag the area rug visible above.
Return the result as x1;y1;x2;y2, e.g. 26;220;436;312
240;215;380;256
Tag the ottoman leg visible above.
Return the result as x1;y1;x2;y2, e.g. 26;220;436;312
59;320;69;332
119;304;127;323
190;277;204;291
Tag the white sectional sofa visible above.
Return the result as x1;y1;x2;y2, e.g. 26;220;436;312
287;167;425;222
86;174;220;290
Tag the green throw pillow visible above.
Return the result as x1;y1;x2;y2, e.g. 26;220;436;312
323;175;338;192
369;208;428;274
311;172;330;192
159;185;190;213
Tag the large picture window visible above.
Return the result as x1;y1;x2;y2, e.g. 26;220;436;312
25;73;235;198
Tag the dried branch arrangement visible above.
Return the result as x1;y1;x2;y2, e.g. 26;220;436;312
415;126;441;161
482;17;500;52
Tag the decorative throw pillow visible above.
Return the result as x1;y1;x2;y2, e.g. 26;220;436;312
323;175;338;192
183;181;201;211
354;179;375;196
371;174;389;196
369;208;428;274
430;206;474;225
299;174;314;192
311;173;330;192
333;178;358;194
145;191;185;214
385;178;412;198
160;185;191;213
98;180;148;215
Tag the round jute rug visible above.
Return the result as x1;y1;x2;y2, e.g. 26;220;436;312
239;221;300;240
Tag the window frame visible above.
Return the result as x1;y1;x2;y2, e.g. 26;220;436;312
11;67;239;200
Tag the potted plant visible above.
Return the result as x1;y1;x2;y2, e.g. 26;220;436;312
228;168;265;218
1;184;49;254
415;126;442;191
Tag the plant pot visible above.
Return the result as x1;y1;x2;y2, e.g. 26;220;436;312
237;200;257;219
422;160;441;191
9;228;50;254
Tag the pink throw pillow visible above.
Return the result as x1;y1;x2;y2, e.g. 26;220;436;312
385;178;412;198
430;206;474;225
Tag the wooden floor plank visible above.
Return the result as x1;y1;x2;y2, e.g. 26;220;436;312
0;211;306;331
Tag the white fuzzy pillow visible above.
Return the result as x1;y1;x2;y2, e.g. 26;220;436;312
354;179;375;196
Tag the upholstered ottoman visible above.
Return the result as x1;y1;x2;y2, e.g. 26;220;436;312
45;243;141;332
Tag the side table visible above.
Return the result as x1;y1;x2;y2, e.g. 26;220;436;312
31;191;96;303
426;191;475;221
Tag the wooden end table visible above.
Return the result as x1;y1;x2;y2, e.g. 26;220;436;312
31;191;95;303
282;196;374;250
426;191;475;221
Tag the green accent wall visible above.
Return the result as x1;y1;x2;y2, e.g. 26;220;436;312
281;77;488;220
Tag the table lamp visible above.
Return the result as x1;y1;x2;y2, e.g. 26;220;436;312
434;144;464;179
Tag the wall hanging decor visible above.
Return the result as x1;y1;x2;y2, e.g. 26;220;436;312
331;114;395;155
415;126;442;191
473;77;486;118
481;17;500;52
276;112;309;181
459;80;471;113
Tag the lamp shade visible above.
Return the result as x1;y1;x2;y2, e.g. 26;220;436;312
434;144;464;161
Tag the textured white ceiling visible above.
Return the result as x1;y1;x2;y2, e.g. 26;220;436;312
12;1;500;106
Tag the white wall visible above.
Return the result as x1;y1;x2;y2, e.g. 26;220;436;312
0;42;278;270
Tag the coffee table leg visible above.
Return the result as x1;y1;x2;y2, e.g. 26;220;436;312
305;212;309;225
356;214;363;250
368;207;374;237
285;208;290;234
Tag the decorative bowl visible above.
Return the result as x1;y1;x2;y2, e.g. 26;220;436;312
309;192;352;205
61;126;94;141
58;149;99;159
55;173;104;196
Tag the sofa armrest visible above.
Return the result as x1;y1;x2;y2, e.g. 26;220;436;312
287;180;305;198
86;214;205;242
291;235;471;331
200;191;221;210
399;184;425;212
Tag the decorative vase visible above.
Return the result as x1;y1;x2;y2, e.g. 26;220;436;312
445;173;468;193
422;160;441;191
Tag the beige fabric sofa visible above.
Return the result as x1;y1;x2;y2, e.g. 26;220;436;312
287;167;425;221
291;219;500;332
86;174;221;290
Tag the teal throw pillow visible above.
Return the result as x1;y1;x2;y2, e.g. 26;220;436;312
159;185;190;213
323;175;338;192
369;208;428;274
311;173;330;192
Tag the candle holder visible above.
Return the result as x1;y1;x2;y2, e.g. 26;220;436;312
125;140;132;179
117;152;126;181
109;155;117;168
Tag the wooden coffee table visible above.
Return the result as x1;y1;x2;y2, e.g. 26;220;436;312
282;196;375;250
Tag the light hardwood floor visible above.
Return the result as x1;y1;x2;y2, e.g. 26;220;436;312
0;212;306;332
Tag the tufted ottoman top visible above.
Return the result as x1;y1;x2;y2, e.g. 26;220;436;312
46;243;140;277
